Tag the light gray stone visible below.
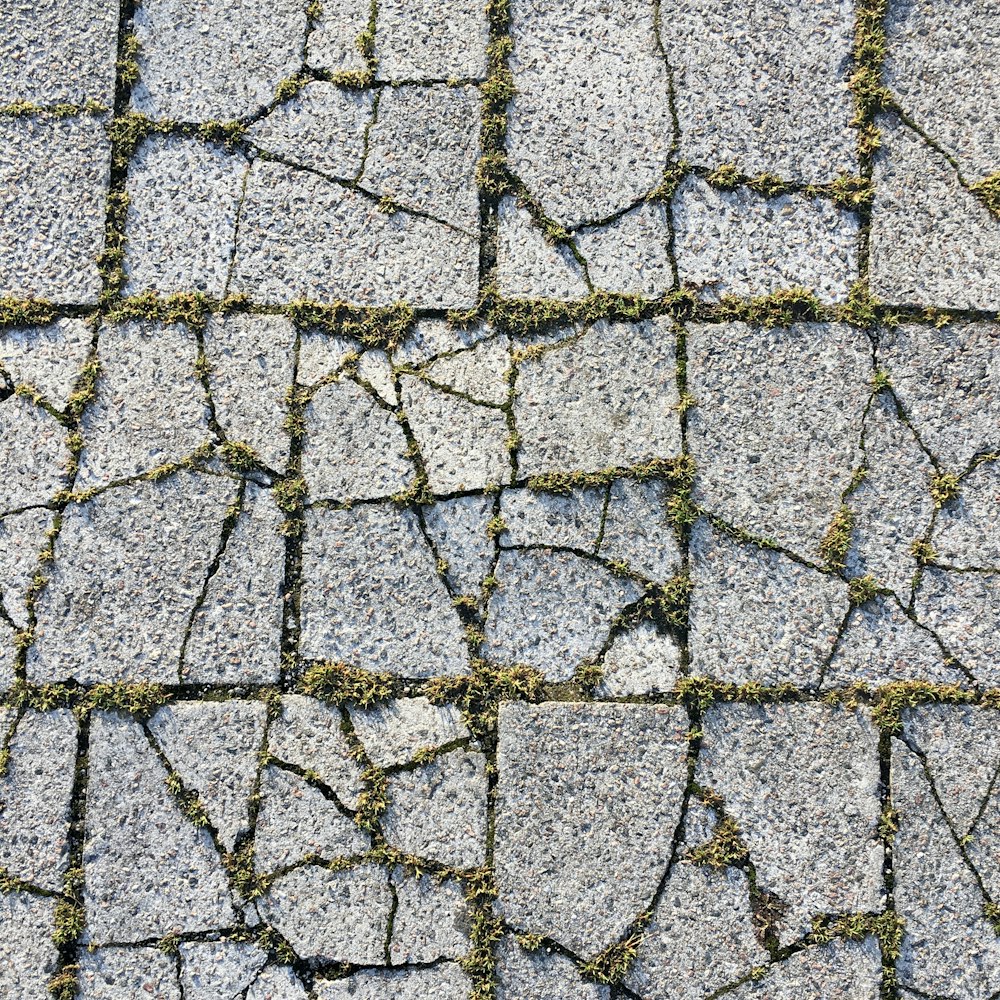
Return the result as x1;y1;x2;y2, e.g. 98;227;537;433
382;749;487;869
248;966;308;1000
393;318;492;368
148;700;267;852
375;0;488;80
83;711;235;944
77;947;180;1000
575;203;672;298
132;0;307;121
349;697;470;768
687;322;870;558
30;473;233;684
870;115;1000;311
598;621;682;697
0;0;118;105
78;321;211;488
0;319;92;406
258;862;391;964
179;941;268;1000
422;494;495;602
599;478;682;582
319;966;470;1000
660;0;856;182
389;869;470;963
934;460;1000;567
689;519;847;687
0;709;77;891
0;395;68;512
424;336;511;406
506;1;673;228
0;115;109;304
362;85;480;232
308;0;370;74
674;178;858;302
0;893;58;1000
0;629;14;693
0;509;53;627
496;938;608;1000
356;350;397;405
484;550;642;681
300;504;470;676
495;702;689;957
296;331;358;386
516;319;682;476
698;704;883;945
499;487;603;551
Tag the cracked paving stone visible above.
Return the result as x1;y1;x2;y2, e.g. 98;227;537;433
687;322;870;558
374;0;488;80
131;0;307;121
0;318;92;407
516;319;681;476
0;709;77;892
382;748;487;869
496;937;609;1000
179;940;268;1000
599;478;682;582
258;861;391;964
295;331;357;385
77;947;180;1000
356;350;397;405
307;0;369;74
597;620;682;697
422;335;511;405
484;549;642;682
0;115;109;304
348;696;470;769
499;486;604;551
29;472;233;685
697;703;883;945
0;892;58;999
300;504;470;676
870;115;1000;311
83;711;235;944
422;494;495;604
674;178;858;302
495;197;589;301
124;137;248;298
148;699;267;853
933;460;1000;567
393;317;493;368
506;0;673;228
249;966;309;1000
689;519;847;687
0;394;69;512
495;702;688;957
316;966;471;1000
389;869;471;964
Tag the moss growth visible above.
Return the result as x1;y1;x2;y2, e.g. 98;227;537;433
51;900;84;946
847;574;880;606
820;506;854;571
811;911;903;958
221;440;261;472
355;765;389;830
107;291;212;328
838;282;881;328
870;681;976;732
287;299;415;351
850;0;892;165
970;172;1000;219
688;816;751;869
300;661;395;707
908;538;936;564
705;163;742;191
48;966;79;1000
461;867;504;1000
929;472;960;507
580;930;645;984
272;476;308;514
0;296;57;329
676;677;802;711
85;682;170;718
719;287;824;328
117;33;141;87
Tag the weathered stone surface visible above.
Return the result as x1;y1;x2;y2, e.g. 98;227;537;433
0;395;68;512
296;331;358;386
393;319;492;368
0;893;58;999
248;966;309;1000
495;702;688;957
0;509;54;628
389;869;470;963
316;964;471;1000
934;460;1000;567
600;478;682;582
307;0;369;74
687;322;870;558
598;621;682;697
423;336;511;405
422;494;495;602
179;941;268;1000
575;203;672;298
0;319;92;406
349;697;470;768
499;486;603;551
77;946;180;1000
496;938;608;1000
375;0;488;80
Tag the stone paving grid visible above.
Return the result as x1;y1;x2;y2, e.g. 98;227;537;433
0;0;998;998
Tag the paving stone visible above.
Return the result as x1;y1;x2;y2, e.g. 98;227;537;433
674;179;858;302
0;709;77;891
300;504;470;676
659;0;856;183
258;862;391;963
375;0;488;80
392;318;492;367
423;336;511;405
0;395;69;512
83;711;235;944
0;509;53;626
0;319;92;406
496;937;608;1000
516;319;681;476
182;484;285;685
349;697;470;768
401;377;510;492
495;702;689;957
382;749;487;869
204;313;296;471
933;460;1000;567
878;320;1000;472
302;377;411;500
362;85;480;232
422;494;496;602
296;331;358;386
307;0;370;74
132;0;307;121
0;115;109;304
179;941;268;1000
30;472;233;684
687;322;870;558
267;696;363;810
506;1;673;228
499;486;603;551
689;519;847;687
248;966;309;1000
254;766;367;873
389;869;470;963
870;115;1000;311
484;550;642;681
230;159;479;308
599;478;682;582
0;892;58;999
148;700;267;853
884;0;1000;182
597;620;682;697
0;0;118;105
0;634;14;693
318;965;470;1000
356;350;397;405
77;946;180;1000
697;703;883;945
495;198;589;301
247;84;372;179
915;569;1000;687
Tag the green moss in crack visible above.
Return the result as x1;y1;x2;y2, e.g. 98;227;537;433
719;287;824;328
580;929;645;985
847;574;880;606
970;173;1000;219
0;296;57;329
929;472;960;508
461;866;504;1000
705;163;741;191
827;173;875;209
811;911;903;958
820;506;854;571
300;661;395;707
117;33;141;87
870;680;976;733
355;766;389;831
221;440;261;472
688;816;751;870
908;538;937;565
48;966;79;1000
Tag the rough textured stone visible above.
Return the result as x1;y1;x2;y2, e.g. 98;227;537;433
308;0;370;74
674;179;858;302
375;0;488;80
77;946;180;1000
499;486;603;551
296;331;358;386
349;697;470;768
179;941;268;1000
422;494;495;602
599;478;682;582
389;870;470;963
0;319;92;406
598;621;682;696
495;702;689;957
83;712;234;944
0;509;53;627
248;966;309;1000
0;395;68;512
423;336;511;405
934;460;1000;567
300;504;470;676
575;203;672;298
393;319;492;368
0;116;109;304
697;704;883;945
687;322;870;558
316;965;471;1000
496;938;608;1000
0;893;58;999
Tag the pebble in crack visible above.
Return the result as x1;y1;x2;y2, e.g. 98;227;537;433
390;869;471;964
495;702;689;957
687;322;870;558
484;549;642;682
300;504;470;677
349;697;470;769
0;893;58;999
697;703;883;945
83;711;234;944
